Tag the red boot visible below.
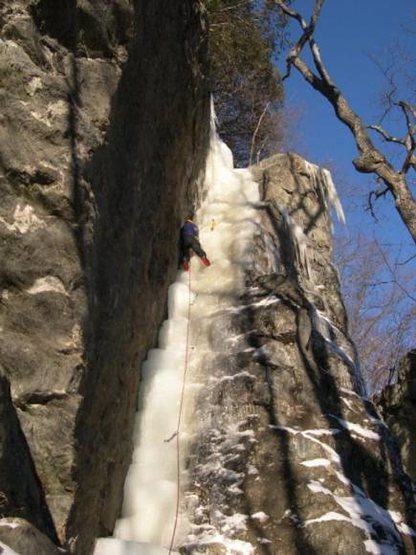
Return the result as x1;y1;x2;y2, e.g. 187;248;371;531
200;256;211;267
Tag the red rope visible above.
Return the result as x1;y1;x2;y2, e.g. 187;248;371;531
168;262;192;554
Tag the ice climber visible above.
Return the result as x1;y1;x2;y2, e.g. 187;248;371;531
180;219;211;271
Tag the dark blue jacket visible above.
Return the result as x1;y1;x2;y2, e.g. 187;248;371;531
181;222;198;237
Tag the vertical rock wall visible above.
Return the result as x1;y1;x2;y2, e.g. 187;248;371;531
184;153;416;554
376;350;416;484
0;1;209;553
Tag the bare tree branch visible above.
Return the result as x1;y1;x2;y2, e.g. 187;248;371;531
397;100;416;173
276;0;416;244
375;240;416;303
367;125;405;145
395;253;416;266
366;187;389;221
249;101;270;165
367;51;399;123
334;233;416;390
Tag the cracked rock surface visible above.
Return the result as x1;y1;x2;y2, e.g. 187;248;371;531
0;1;209;553
183;154;416;554
376;350;416;485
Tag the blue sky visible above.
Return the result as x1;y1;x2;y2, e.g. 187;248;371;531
280;0;415;257
275;1;416;378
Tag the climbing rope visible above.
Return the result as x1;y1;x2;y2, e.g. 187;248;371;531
168;262;192;554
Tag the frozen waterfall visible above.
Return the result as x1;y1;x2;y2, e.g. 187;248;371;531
93;125;261;555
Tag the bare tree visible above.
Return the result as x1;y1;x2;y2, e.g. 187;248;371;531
334;233;416;392
275;0;416;244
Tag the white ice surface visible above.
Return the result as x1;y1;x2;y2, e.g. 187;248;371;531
93;539;177;555
94;111;260;554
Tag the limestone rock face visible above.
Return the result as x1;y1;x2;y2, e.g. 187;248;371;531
0;518;61;555
376;350;416;484
0;1;209;553
184;154;416;553
0;376;55;540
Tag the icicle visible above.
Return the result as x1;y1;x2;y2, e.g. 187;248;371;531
209;95;218;136
304;161;345;226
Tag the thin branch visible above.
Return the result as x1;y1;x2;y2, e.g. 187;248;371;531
375;240;416;303
249;101;270;165
365;280;396;288
366;192;378;222
399;100;416;120
217;0;253;13
368;51;399;123
395;253;416;266
367;125;405;145
365;187;389;221
397;101;416;173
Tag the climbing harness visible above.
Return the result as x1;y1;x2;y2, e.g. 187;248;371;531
168;262;192;554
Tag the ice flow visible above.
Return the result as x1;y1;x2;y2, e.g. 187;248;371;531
93;123;261;555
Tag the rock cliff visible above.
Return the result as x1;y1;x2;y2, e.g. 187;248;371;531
182;152;416;553
0;1;209;553
376;350;416;485
1;1;415;554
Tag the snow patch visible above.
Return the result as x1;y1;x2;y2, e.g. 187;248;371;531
301;458;331;468
257;537;272;545
304;510;350;525
251;512;269;523
270;425;340;437
182;533;254;555
329;415;380;440
209;371;256;385
307;476;414;552
247;465;259;476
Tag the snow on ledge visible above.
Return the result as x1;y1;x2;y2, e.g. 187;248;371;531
301;458;331;468
328;415;380;441
181;533;254;555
